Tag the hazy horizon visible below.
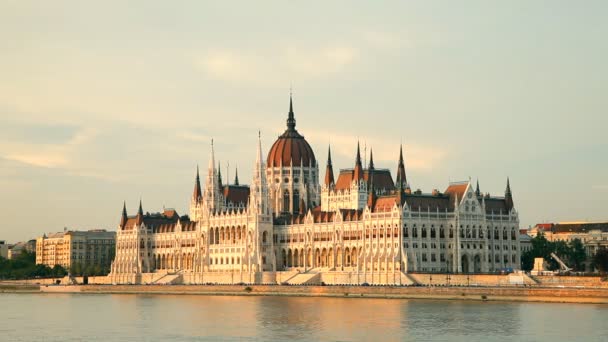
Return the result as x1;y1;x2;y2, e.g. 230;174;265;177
1;1;607;242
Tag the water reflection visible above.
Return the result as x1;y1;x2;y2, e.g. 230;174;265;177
0;293;607;341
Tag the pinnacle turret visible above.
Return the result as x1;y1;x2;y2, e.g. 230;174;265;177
353;141;364;181
395;144;408;190
324;145;335;187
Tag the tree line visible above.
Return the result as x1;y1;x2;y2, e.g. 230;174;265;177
0;251;67;279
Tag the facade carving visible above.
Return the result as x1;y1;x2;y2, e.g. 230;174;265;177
110;97;520;285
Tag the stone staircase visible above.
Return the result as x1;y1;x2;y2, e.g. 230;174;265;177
152;272;183;285
285;268;321;285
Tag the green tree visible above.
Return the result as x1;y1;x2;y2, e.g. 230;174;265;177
593;248;608;274
568;239;587;271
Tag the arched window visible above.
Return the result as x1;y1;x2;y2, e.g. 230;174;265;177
503;229;508;240
422;227;427;238
293;190;300;213
283;190;290;213
262;231;268;244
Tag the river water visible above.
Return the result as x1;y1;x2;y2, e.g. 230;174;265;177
1;293;607;341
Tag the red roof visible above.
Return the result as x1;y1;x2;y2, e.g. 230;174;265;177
223;185;250;206
335;169;395;191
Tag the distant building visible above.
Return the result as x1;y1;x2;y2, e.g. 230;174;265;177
7;240;36;260
0;240;8;259
528;223;553;237
519;234;532;254
36;230;116;270
528;222;608;271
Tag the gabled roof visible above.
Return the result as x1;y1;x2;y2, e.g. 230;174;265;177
335;168;395;191
223;185;250;206
444;182;468;204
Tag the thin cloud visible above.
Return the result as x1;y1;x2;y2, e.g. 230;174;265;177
192;45;359;85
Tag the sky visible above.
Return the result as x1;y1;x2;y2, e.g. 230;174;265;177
1;1;607;242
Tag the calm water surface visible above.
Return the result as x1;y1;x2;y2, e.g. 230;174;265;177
1;293;607;341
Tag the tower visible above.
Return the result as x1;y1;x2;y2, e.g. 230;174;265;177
266;95;319;215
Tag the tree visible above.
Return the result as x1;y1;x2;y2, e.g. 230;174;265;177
569;239;587;271
593;248;608;274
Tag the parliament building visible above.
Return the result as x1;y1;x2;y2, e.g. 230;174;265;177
110;98;520;285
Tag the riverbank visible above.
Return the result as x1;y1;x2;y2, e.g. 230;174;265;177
3;283;608;304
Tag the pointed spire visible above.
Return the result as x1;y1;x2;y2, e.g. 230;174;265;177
217;161;223;188
120;201;128;228
353;141;364;181
192;165;202;201
368;147;375;170
324;145;335;187
286;93;296;131
136;199;144;225
475;179;481;197
505;177;514;211
395;144;407;190
234;166;239;186
367;167;377;209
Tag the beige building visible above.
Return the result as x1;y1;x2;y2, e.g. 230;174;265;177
0;240;8;259
7;240;36;260
36;230;116;270
535;222;608;257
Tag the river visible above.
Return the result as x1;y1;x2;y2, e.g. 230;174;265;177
1;293;607;341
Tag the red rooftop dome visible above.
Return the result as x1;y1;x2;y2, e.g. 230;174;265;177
267;97;316;168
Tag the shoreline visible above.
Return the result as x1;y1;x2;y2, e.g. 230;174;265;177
3;284;608;304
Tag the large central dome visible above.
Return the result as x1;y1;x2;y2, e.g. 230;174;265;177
267;97;316;168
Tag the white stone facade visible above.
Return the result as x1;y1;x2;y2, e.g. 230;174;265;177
110;99;520;285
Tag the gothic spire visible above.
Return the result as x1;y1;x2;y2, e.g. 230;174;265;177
475;179;481;197
136;199;144;225
324;145;335;187
353;141;364;181
120;201;128;228
192;165;202;201
217;161;223;188
395;144;407;190
286;94;296;131
505;177;514;211
234;166;239;186
367;165;377;209
368;147;375;170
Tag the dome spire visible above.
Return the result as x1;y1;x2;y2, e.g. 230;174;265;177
287;92;296;131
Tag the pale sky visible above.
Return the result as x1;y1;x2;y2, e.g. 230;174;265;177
1;1;607;242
